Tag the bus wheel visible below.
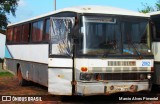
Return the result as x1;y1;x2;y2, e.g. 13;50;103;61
17;67;27;86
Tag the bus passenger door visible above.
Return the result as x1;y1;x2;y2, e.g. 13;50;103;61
48;17;75;95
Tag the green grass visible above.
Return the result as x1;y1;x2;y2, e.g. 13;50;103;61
0;72;13;77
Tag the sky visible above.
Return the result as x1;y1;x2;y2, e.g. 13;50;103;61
8;0;158;24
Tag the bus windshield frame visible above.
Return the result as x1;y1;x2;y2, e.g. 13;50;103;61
76;15;152;58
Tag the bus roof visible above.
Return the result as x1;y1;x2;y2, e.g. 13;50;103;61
147;11;160;16
8;5;149;27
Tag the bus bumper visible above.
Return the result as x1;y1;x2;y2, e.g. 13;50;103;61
76;81;150;95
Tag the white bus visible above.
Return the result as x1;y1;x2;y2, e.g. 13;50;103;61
148;12;160;86
5;5;154;95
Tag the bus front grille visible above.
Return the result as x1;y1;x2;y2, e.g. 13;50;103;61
98;73;141;80
80;73;149;81
106;73;139;80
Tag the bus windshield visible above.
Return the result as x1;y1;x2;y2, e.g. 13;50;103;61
77;16;152;56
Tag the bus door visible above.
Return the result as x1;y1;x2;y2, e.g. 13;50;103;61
48;17;75;95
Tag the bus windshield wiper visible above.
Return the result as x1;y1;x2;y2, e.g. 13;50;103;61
131;42;143;59
126;31;142;58
127;41;142;59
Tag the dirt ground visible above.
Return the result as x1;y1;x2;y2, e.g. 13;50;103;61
0;63;160;104
0;76;48;95
0;76;62;104
0;63;60;104
0;63;49;95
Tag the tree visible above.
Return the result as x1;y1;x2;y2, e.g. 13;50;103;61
155;1;160;11
0;0;19;33
139;3;154;13
139;0;160;13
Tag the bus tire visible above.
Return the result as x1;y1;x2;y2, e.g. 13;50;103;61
17;67;27;86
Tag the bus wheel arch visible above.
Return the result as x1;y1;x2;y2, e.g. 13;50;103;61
17;64;28;86
16;63;20;75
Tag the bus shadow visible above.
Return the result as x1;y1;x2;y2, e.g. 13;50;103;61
151;84;160;93
26;80;48;91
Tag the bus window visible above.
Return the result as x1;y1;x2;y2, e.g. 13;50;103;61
32;22;37;42
155;21;160;39
43;19;50;42
7;28;13;42
13;26;22;43
22;24;30;43
31;20;43;42
37;21;43;41
13;27;17;42
50;17;75;56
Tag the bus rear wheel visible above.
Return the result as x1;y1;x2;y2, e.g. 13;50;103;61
17;67;28;86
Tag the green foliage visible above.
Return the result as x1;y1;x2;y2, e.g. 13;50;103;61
139;3;154;13
139;0;160;13
155;1;160;11
0;0;19;32
0;72;13;77
0;14;8;31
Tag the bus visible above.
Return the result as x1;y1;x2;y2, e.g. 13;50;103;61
5;5;154;95
148;12;160;87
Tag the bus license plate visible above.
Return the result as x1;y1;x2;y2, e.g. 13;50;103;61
115;87;129;92
109;85;129;92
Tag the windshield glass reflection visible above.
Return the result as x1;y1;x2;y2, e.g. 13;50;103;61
77;16;151;56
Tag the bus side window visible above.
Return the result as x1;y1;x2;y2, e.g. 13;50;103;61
13;27;17;43
31;20;44;42
22;24;30;43
13;26;22;43
43;19;50;42
7;28;13;43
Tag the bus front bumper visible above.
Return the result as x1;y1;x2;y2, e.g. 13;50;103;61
76;81;150;95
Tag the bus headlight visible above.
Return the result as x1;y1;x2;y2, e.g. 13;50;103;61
80;73;92;81
147;74;151;79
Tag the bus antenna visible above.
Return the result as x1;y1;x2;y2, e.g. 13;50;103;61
54;0;56;11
